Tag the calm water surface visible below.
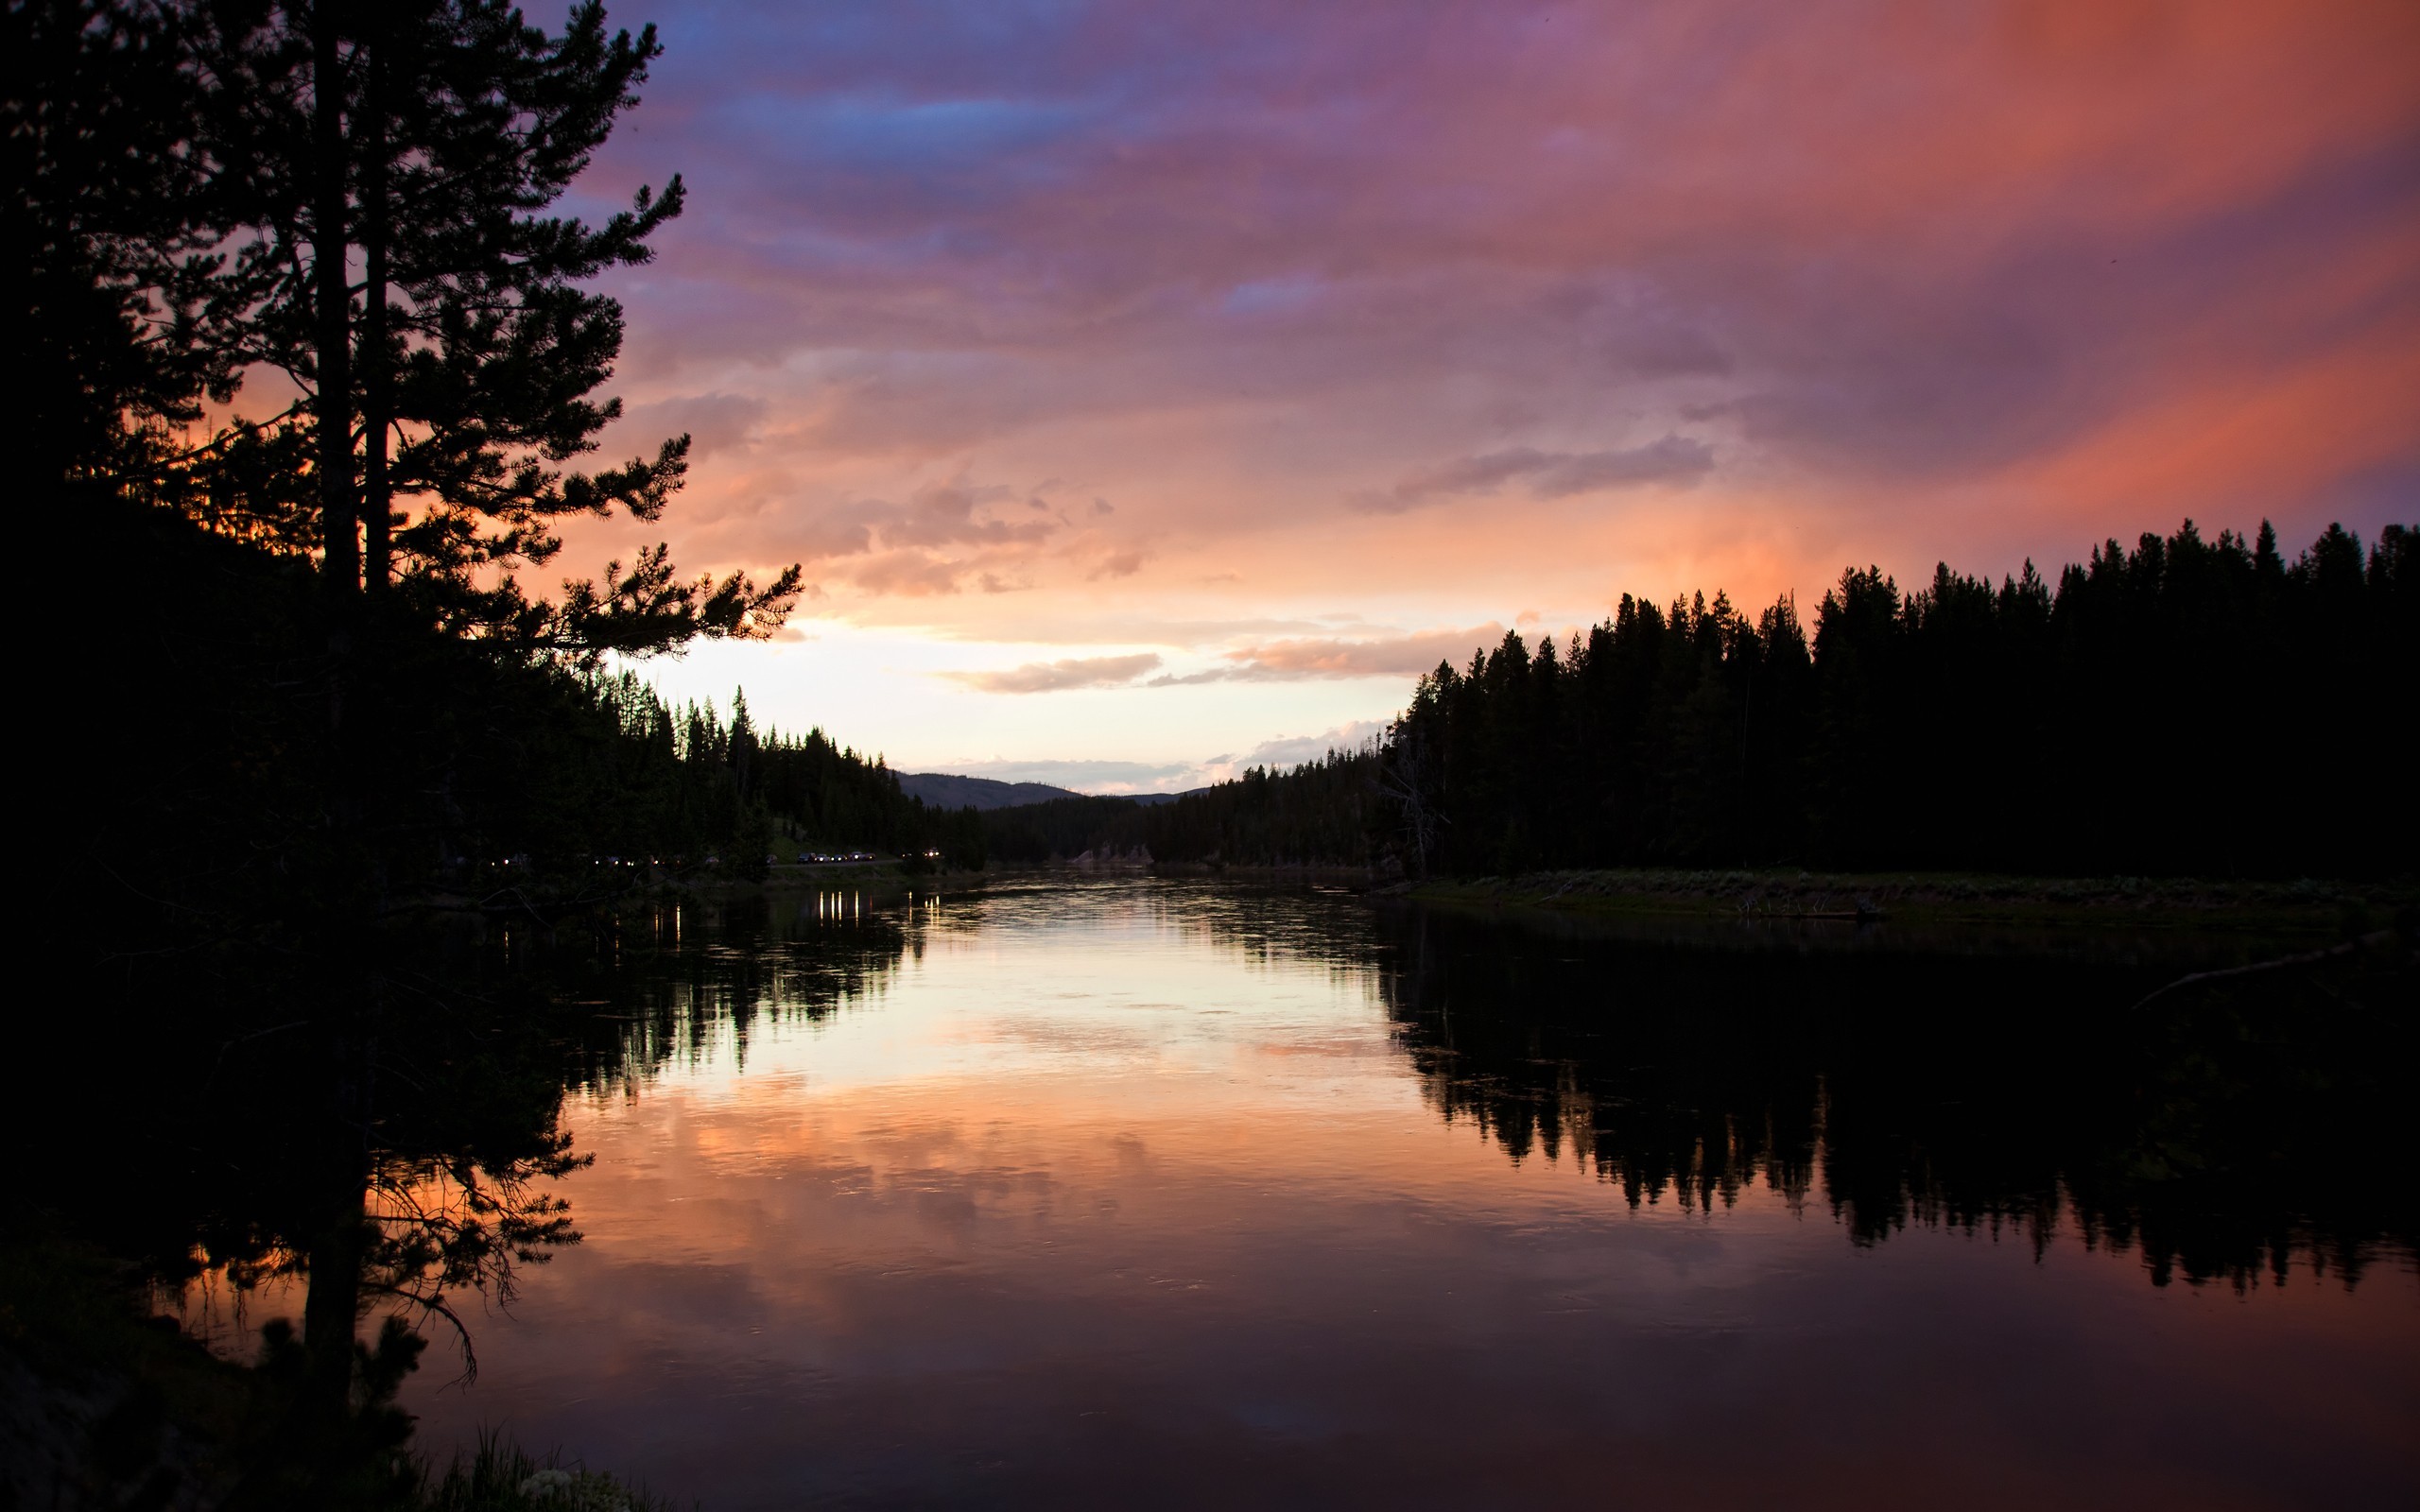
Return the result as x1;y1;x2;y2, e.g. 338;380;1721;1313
390;879;2415;1508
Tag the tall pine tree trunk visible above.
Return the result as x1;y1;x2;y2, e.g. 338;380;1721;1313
302;1042;372;1417
361;42;390;598
304;2;366;1421
311;6;356;601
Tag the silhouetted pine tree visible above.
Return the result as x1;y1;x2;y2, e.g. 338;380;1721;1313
960;517;2408;880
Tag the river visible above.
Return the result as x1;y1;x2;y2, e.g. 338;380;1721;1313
219;877;2420;1507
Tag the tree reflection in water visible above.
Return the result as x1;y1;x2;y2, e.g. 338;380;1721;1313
116;886;925;1380
45;877;2409;1502
0;884;937;1499
1368;903;2418;1290
147;882;2411;1367
567;888;925;1094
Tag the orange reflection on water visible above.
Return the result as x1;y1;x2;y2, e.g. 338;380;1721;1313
387;882;2417;1509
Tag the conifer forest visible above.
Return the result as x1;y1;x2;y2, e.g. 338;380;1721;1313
1075;517;2416;877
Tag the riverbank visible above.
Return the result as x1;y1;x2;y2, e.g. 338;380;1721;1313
672;857;972;896
648;861;2417;958
1390;867;2415;937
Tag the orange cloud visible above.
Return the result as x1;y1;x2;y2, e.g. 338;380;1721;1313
1147;625;1512;685
545;1;2414;768
941;653;1166;694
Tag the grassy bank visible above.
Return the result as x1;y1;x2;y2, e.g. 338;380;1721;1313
1394;867;2416;936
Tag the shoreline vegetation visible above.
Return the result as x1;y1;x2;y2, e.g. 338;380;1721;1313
351;507;2415;909
964;514;2415;885
1388;867;2416;936
662;859;2412;950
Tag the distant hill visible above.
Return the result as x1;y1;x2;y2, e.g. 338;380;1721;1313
898;772;1208;811
897;772;1087;811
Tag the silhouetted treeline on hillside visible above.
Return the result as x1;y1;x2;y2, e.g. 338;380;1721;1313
1004;519;2414;878
983;797;1159;863
975;752;1379;867
586;679;986;876
1392;518;2411;876
1124;750;1381;866
89;503;978;924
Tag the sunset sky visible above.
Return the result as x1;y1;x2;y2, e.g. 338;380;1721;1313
560;0;2420;792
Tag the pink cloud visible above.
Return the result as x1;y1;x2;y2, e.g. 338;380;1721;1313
849;551;967;597
567;0;2416;617
941;653;1165;694
1359;438;1716;513
1149;625;1511;684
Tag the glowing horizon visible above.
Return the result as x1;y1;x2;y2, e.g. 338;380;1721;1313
546;0;2415;793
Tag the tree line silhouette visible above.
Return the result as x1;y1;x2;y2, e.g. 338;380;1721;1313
981;753;1378;868
1121;751;1379;868
578;677;987;878
981;796;1164;864
1028;518;2414;878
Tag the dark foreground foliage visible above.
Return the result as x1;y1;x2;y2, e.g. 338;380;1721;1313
21;1;813;1502
79;495;972;897
31;498;932;1506
0;1231;670;1510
